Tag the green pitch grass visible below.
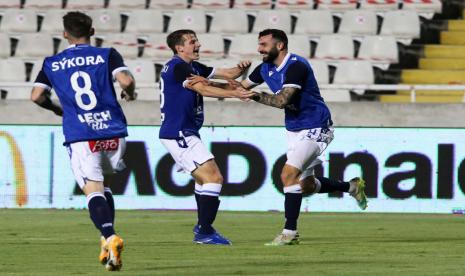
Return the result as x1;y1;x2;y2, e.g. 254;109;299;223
1;209;465;275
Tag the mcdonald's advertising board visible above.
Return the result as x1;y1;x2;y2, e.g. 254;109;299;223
2;125;465;213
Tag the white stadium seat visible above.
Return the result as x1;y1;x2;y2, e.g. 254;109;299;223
149;0;188;9
0;58;26;82
23;0;63;9
125;59;157;101
358;35;398;66
107;0;147;9
89;10;121;33
321;89;351;102
338;10;377;36
314;34;354;60
228;34;259;59
403;0;442;19
274;0;312;11
315;0;358;11
234;0;273;10
288;35;311;59
308;60;329;84
124;10;164;34
0;33;11;58
252;10;292;33
100;33;139;59
295;10;334;36
333;60;374;84
210;9;249;34
359;0;399;12
125;59;157;83
191;0;231;10
143;34;172;59
380;10;420;42
197;33;225;59
167;10;207;33
40;10;67;34
65;0;105;9
29;59;43;83
0;0;21;8
0;9;37;33
15;33;56;58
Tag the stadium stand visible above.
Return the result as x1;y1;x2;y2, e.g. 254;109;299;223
191;0;232;10
0;9;37;33
107;0;147;9
149;0;189;9
210;9;249;34
0;0;463;104
65;0;105;9
88;10;121;33
23;0;64;9
294;10;334;35
167;9;207;33
338;10;378;36
314;34;355;60
274;0;313;10
124;10;164;34
252;10;292;33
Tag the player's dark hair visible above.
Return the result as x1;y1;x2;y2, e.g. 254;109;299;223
258;29;288;50
166;29;197;54
63;11;94;38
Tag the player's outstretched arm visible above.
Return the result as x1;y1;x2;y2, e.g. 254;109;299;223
115;70;137;101
250;87;299;109
213;60;251;80
187;79;254;100
30;87;63;116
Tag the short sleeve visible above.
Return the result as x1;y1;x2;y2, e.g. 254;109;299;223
193;61;214;78
282;61;309;89
108;48;128;76
33;69;52;91
247;64;264;85
173;62;195;85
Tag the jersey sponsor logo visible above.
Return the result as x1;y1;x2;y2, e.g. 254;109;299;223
51;55;105;71
0;131;28;206
88;138;119;152
78;110;112;131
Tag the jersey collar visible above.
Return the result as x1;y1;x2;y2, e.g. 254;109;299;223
66;44;91;49
276;52;291;72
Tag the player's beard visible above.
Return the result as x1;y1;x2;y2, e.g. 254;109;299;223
262;46;279;63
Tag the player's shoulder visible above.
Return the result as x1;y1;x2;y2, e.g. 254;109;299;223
287;54;311;71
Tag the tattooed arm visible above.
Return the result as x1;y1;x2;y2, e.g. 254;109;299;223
251;87;299;109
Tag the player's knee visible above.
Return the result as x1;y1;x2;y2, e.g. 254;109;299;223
280;171;297;186
301;181;316;194
209;171;223;184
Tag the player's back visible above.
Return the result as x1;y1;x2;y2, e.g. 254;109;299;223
40;44;128;143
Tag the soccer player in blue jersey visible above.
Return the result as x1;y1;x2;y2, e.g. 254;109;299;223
30;12;135;270
159;29;254;245
240;29;368;246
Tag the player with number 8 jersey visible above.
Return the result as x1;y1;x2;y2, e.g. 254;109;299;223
31;11;136;271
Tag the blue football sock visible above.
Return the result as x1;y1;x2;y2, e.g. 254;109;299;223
104;187;115;224
284;184;302;231
87;193;115;239
316;177;350;193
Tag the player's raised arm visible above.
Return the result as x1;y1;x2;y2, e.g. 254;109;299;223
213;60;252;80
187;76;254;99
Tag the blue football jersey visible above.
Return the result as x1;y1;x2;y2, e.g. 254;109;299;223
159;56;214;139
34;44;129;144
248;53;332;130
